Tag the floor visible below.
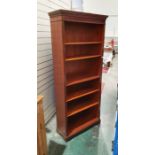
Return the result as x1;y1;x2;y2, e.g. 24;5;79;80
46;55;118;155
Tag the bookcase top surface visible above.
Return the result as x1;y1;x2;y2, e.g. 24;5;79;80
48;9;108;20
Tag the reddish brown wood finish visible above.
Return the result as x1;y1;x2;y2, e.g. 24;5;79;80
50;17;67;137
37;96;47;155
49;10;108;140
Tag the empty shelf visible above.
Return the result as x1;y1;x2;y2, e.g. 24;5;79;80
67;75;100;86
68;117;100;138
66;88;99;102
67;101;99;117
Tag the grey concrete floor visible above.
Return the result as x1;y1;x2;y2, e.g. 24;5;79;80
46;55;118;155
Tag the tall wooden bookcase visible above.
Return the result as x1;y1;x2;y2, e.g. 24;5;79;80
49;10;108;140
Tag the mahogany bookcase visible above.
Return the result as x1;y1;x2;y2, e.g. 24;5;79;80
49;10;108;140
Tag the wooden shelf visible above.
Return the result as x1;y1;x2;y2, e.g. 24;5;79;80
66;88;99;102
49;10;107;140
68;101;99;117
67;75;100;86
68;117;100;138
65;55;101;61
64;41;102;45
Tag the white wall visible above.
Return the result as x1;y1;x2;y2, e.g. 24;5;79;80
83;0;118;38
37;0;71;123
71;0;83;11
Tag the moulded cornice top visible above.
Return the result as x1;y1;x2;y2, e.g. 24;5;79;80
48;9;108;20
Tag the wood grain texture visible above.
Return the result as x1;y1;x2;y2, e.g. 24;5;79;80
37;96;47;155
50;16;67;137
49;10;108;140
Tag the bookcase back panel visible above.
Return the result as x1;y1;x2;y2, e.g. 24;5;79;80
66;79;100;100
67;92;100;117
65;44;102;58
64;22;103;42
66;58;102;78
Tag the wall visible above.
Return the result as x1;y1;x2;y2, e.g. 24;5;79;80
83;0;118;39
37;0;71;123
71;0;83;11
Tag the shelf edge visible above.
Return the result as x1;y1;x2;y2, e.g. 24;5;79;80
67;102;99;117
65;55;101;61
66;75;100;87
66;89;99;102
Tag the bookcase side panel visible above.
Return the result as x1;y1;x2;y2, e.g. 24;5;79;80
50;18;66;137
